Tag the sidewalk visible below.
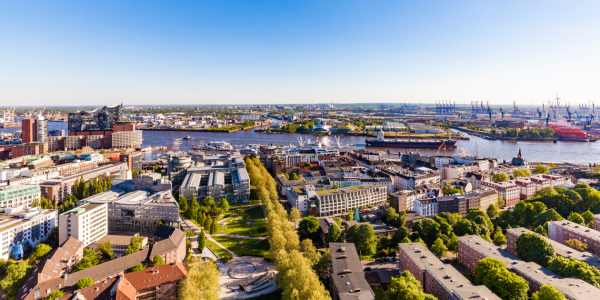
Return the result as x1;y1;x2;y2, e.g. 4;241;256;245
180;214;239;258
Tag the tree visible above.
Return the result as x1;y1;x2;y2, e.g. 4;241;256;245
332;184;340;189
289;172;300;180
130;263;146;272
401;237;411;243
531;284;567;300
466;208;494;232
298;216;320;240
203;196;216;207
535;208;564;227
178;260;220;300
392;226;410;245
125;236;145;255
411;218;442;245
493;231;507;247
447;233;458;253
152;255;165;266
442;184;462;195
304;162;312;168
77;277;95;289
582;210;594;225
430;238;447;258
355;224;377;255
415;237;427;247
327;224;342;243
383;271;436;300
178;196;188;212
198;230;206;251
98;240;115;260
29;243;52;262
474;258;529;300
397;210;407;227
209;222;220;235
385;207;399;225
532;165;549;175
186;196;200;220
568;212;585;225
218;198;229;211
565;239;588;252
345;211;354;221
153;164;161;173
535;186;558;198
492;173;508;183
515;233;556;266
204;216;213;230
487;204;500;219
497;195;505;208
0;260;29;298
73;248;100;272
46;290;64;300
534;225;548;237
547;256;600;287
289;207;301;221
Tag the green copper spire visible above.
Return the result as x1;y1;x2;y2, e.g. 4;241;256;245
354;205;360;221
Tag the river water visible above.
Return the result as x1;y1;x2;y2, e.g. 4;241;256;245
2;121;599;165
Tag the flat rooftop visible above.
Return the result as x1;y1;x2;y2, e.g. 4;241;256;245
60;203;105;216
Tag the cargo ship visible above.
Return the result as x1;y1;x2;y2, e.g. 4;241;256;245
366;130;457;148
550;119;589;142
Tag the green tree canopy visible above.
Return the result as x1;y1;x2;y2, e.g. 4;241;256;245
486;204;500;219
73;248;100;272
447;233;458;253
568;212;585;224
46;290;64;300
532;165;549;175
77;277;95;289
327;224;342;243
198;229;206;251
515;233;556;266
152;255;165;266
492;173;509;183
430;238;447;258
383;271;437;300
531;284;567;300
29;243;52;262
130;263;146;272
289;207;301;221
493;231;507;247
298;216;320;240
218;198;229;211
474;258;529;300
178;196;188;211
535;208;564;227
289;172;300;180
547;256;600;287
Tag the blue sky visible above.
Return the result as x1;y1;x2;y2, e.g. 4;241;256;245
1;1;599;106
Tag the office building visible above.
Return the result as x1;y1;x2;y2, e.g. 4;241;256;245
77;173;180;231
0;184;41;209
22;117;48;144
398;242;500;300
180;152;250;205
0;207;57;260
288;185;386;217
58;203;108;247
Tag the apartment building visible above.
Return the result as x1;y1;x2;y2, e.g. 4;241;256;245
436;194;480;217
472;188;498;211
39;162;128;203
506;227;600;269
58;203;108;247
179;152;250;205
397;242;500;300
78;174;180;231
0;184;41;209
515;178;537;200
413;198;437;217
548;220;600;256
360;177;394;192
53;153;110;176
19;228;187;300
395;169;440;190
329;243;375;300
0;207;57;260
593;214;600;231
275;174;305;197
316;185;385;217
390;190;416;212
457;235;600;300
481;180;520;207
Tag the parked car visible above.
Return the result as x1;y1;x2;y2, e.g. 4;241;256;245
364;267;372;271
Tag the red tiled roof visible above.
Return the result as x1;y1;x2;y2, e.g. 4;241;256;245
124;263;187;291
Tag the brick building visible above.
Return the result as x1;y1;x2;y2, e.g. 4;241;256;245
436;194;480;217
458;235;600;299
397;242;500;300
548;220;600;256
481;180;520;207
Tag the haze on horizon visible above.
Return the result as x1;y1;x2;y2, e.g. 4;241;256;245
2;1;600;106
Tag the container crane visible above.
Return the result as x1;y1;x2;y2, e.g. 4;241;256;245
566;107;572;120
487;101;493;121
499;108;506;120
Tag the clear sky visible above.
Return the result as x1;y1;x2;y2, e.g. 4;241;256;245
1;1;600;106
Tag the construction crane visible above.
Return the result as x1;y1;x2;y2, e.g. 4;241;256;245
38;105;46;117
513;101;523;118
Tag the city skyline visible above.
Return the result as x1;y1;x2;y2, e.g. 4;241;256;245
2;1;600;105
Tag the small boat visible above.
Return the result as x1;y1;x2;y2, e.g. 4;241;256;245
140;146;153;152
183;135;192;140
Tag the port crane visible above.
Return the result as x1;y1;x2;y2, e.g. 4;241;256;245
513;101;523;118
499;108;506;120
566;107;572;119
486;102;493;121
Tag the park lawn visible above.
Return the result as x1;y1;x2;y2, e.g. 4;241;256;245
220;207;267;237
213;236;270;259
206;240;230;259
371;286;384;300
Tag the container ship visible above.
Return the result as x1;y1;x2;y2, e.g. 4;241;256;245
366;130;457;148
550;119;589;142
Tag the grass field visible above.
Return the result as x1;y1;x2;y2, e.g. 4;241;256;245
206;240;230;258
213;236;271;259
221;207;267;237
